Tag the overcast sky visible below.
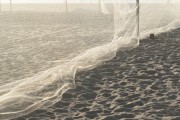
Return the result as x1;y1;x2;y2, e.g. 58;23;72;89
1;0;179;3
1;0;83;3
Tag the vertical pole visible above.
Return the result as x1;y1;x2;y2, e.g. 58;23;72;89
66;0;68;15
99;0;101;12
10;0;12;12
0;0;1;12
81;0;82;9
136;0;139;38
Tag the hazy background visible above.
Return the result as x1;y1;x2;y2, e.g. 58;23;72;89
1;0;180;3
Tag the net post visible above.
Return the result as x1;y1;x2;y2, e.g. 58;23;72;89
66;0;68;18
99;0;101;12
10;0;12;12
136;0;140;39
0;0;1;12
81;0;82;9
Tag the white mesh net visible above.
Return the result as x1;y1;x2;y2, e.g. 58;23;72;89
0;0;180;119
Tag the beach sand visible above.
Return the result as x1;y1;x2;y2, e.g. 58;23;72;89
14;28;180;119
0;11;113;86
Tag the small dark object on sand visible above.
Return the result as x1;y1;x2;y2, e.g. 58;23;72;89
150;34;155;39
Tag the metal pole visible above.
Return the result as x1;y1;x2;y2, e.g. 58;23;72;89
81;0;82;9
0;0;1;12
136;0;139;38
99;0;101;12
66;0;68;14
10;0;12;12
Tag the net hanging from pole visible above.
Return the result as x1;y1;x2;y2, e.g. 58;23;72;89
0;0;180;119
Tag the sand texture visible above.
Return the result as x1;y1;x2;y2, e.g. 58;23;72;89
0;12;113;86
13;28;180;120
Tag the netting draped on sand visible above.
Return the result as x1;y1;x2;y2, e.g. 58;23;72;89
0;0;180;119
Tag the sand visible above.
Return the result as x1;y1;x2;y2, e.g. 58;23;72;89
13;27;180;119
0;11;113;86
